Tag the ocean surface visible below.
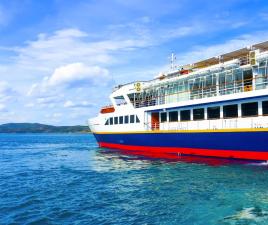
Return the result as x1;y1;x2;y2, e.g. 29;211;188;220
1;134;268;225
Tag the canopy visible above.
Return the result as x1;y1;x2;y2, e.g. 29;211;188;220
185;40;268;69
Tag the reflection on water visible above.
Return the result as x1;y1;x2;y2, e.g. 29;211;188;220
97;148;261;167
89;149;152;172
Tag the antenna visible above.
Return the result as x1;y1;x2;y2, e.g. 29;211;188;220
170;53;176;70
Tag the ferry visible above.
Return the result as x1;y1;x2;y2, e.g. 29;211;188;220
88;41;268;161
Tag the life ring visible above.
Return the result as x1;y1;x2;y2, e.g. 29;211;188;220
134;82;141;91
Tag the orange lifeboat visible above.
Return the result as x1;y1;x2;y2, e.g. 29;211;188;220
100;105;115;114
180;69;189;75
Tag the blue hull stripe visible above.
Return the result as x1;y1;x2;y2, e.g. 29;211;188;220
94;131;268;152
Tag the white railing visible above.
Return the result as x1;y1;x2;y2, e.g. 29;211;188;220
145;116;268;131
133;72;268;109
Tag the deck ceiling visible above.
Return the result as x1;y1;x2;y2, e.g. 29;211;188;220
188;40;268;69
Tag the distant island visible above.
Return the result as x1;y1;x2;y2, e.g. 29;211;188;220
0;123;91;133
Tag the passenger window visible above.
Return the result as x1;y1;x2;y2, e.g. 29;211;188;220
263;101;268;115
207;106;220;119
105;119;109;125
193;108;204;120
169;111;178;122
223;104;238;118
114;117;118;124
124;115;129;124
241;102;258;117
136;115;140;123
109;117;114;125
180;110;191;121
119;116;123;124
160;112;167;122
130;115;135;123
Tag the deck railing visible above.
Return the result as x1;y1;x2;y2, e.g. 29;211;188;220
145;116;268;131
133;75;268;108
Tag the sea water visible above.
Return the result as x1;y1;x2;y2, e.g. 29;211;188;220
1;134;268;225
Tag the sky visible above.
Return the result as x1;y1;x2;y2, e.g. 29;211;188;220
1;0;268;125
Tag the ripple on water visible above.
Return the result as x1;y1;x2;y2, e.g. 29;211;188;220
1;134;268;225
221;206;268;224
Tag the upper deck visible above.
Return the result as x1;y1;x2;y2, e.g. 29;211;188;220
129;42;268;108
113;41;268;90
101;41;268;114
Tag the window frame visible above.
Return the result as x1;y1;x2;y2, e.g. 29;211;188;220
109;117;114;125
207;106;220;120
193;108;205;121
169;111;178;122
119;116;123;124
105;119;109;125
160;112;167;122
180;109;191;121
263;101;268;116
114;117;118;124
223;104;238;119
124;115;129;124
241;102;258;117
130;115;135;123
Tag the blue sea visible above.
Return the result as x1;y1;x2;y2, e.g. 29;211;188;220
1;134;268;225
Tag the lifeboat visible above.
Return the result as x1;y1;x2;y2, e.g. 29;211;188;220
100;105;115;114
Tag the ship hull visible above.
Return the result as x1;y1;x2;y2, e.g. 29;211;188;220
94;131;268;161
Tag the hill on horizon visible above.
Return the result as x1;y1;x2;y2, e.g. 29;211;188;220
0;123;91;133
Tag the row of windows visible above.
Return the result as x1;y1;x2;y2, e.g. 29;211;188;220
160;100;268;122
105;115;140;125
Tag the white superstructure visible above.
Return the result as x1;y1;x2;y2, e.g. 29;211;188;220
89;41;268;133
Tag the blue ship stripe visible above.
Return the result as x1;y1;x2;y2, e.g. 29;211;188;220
94;131;268;152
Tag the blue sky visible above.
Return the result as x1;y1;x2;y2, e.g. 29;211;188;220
1;0;268;125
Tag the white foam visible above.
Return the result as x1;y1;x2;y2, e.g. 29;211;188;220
224;207;268;223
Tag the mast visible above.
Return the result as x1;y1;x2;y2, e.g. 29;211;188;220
170;53;176;70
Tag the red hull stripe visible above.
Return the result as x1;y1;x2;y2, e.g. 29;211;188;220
99;142;268;161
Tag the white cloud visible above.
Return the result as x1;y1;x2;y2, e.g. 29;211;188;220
53;29;88;38
25;103;34;108
27;62;111;102
160;23;205;40
9;28;152;72
64;100;94;108
34;95;65;109
176;32;268;66
230;21;248;29
0;103;6;112
48;63;109;87
52;113;62;118
63;100;74;108
6;22;213;75
18;28;119;113
36;96;62;104
44;112;63;124
0;81;16;103
0;111;17;124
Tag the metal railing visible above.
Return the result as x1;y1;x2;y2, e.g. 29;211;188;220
144;116;268;131
132;75;268;108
